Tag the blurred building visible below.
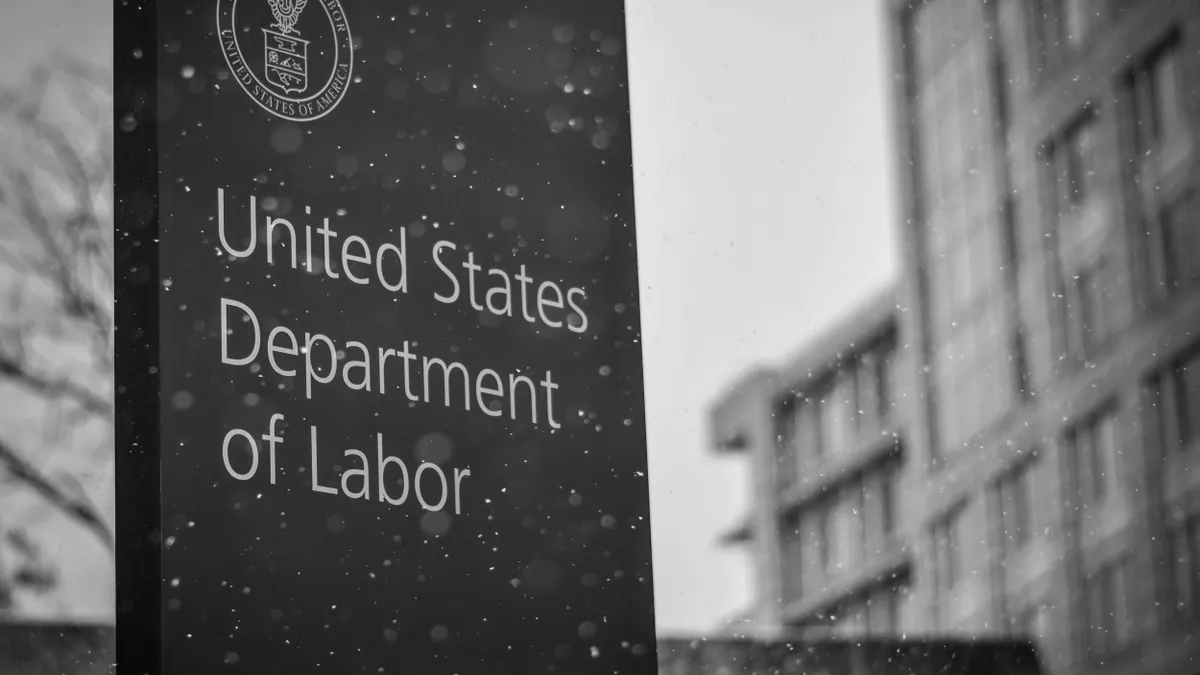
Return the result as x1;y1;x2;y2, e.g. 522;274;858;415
716;2;1200;675
883;0;1200;674
712;289;915;638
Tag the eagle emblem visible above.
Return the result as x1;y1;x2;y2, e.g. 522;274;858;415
267;0;308;36
262;0;311;95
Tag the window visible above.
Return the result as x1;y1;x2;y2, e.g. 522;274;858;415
878;343;895;417
1133;38;1195;301
782;513;804;603
1147;347;1200;456
1048;112;1124;363
1072;256;1119;355
1059;0;1092;49
867;588;901;635
829;489;863;574
1133;39;1186;153
1012;324;1033;400
881;465;896;540
996;454;1037;555
856;352;881;433
776;398;799;491
856;351;882;432
1168;518;1199;620
863;466;898;555
818;506;832;574
1160;194;1200;294
1038;0;1096;64
818;373;856;458
932;504;966;597
1058;114;1101;210
1070;406;1120;505
793;396;822;463
1000;194;1020;278
1086;558;1133;660
1176;352;1200;447
855;339;897;433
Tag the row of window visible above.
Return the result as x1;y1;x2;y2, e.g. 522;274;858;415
929;342;1200;659
780;463;900;603
932;407;1121;593
1147;346;1200;452
995;453;1037;554
1168;516;1200;622
775;337;896;489
920;19;1194;457
1082;509;1200;662
1085;556;1133;661
1046;33;1190;365
1145;192;1200;298
912;0;1020;461
795;585;907;637
1011;533;1181;664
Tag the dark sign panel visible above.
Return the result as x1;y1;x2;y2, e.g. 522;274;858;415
116;1;655;673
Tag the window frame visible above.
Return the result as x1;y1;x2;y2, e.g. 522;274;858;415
1173;347;1200;449
1145;344;1200;458
775;395;799;492
1085;555;1134;661
1167;516;1199;621
1159;192;1200;296
1129;32;1194;303
996;451;1038;556
1132;33;1185;156
1069;403;1121;506
931;501;967;599
781;510;805;603
1072;253;1118;356
818;502;833;576
1033;0;1101;73
1058;111;1101;212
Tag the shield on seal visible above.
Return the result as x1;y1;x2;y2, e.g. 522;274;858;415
262;28;309;95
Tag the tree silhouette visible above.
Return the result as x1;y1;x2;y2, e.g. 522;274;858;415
0;59;113;612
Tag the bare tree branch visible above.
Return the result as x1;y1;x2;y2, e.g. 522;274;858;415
0;59;116;603
8;171;112;341
0;353;113;419
0;439;113;554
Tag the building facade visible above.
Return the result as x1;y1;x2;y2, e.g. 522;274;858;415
715;2;1200;675
884;1;1200;674
712;289;917;638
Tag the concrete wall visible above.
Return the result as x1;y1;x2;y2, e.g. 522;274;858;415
658;636;1043;675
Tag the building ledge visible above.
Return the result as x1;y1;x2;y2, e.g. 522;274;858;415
781;544;910;624
779;425;903;514
774;287;900;390
718;517;753;546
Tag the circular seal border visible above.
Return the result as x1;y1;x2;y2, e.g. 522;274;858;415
216;0;354;122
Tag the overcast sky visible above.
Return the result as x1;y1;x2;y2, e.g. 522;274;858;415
627;0;897;632
1;0;897;633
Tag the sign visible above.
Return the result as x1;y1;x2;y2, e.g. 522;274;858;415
115;1;656;673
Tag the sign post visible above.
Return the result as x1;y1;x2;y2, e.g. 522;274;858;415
115;2;656;673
